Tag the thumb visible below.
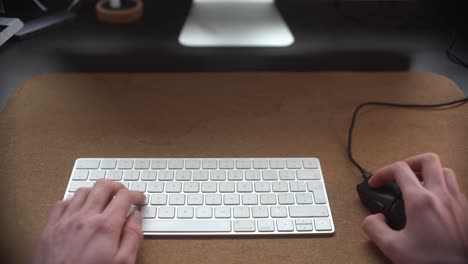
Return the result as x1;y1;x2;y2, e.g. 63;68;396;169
362;213;397;253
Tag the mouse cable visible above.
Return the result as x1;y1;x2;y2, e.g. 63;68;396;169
347;96;468;180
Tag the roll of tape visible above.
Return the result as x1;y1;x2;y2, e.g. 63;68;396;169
96;0;143;24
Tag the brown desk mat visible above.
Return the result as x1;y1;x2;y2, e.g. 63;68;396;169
1;72;467;264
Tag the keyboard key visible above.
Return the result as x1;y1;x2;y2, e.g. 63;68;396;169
183;182;200;193
314;218;332;231
270;206;288;218
214;207;231;218
295;219;313;231
253;159;268;169
205;194;222;205
168;160;184;169
257;220;275;232
148;182;164;193
72;170;89;181
142;207;157;219
307;181;327;204
303;158;319;169
210;170;226;181
252;206;269;218
289;205;329;217
219;182;235;193
296;224;313;231
295;193;313;204
124;170;140;181
276;219;294;232
245;170;261;181
151;159;167;169
237;182;253;193
134;160;150;169
224;194;240;205
260;194;276;205
228;170;243;181
272;182;288;192
158;171;174;181
143;220;231;232
279;170;295;180
297;169;321;180
151;194;167;205
219;160;234;169
101;159;117;169
262;170;278;180
187;194;203;205
236;159;251;169
196;207;213;218
118;159;133;169
233;207;250;218
106;170;123;181
185;159;200;169
289;181;306;192
193;171;209;181
140;171;157;181
130;182;147;192
201;182;217;193
254;182;271;192
269;159;285;169
202;160;217;169
278;193;295;205
242;194;258;205
176;171;191;181
89;170;106;181
76;159;100;169
234;220;255;232
286;159;302;169
166;182;182;193
177;207;194;219
159;207;176;219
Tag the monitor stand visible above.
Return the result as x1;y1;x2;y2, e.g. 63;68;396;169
178;0;295;47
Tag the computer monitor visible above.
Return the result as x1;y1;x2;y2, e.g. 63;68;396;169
178;0;294;47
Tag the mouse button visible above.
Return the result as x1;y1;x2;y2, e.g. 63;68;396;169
384;180;402;198
388;198;406;230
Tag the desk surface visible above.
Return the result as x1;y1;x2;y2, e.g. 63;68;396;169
0;72;467;263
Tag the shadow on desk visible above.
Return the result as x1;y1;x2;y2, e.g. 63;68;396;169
54;50;410;72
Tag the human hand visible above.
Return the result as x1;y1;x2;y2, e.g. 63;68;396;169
32;179;146;264
361;153;468;263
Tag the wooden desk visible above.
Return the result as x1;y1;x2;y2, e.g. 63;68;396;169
1;72;466;263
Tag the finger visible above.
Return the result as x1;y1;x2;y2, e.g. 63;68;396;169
404;153;445;191
368;161;423;199
47;200;69;224
103;188;145;225
443;168;461;198
362;213;398;254
63;187;92;216
81;180;126;213
115;210;143;264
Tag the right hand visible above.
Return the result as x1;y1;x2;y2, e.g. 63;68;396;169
361;153;468;264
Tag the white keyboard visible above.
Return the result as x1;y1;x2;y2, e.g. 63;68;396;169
64;158;335;235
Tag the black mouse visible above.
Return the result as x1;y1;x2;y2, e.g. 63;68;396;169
356;178;406;230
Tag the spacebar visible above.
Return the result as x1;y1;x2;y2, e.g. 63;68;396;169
143;220;232;232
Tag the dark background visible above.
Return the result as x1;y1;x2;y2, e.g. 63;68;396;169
1;0;468;110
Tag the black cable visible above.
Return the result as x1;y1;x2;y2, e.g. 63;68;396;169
347;97;468;180
446;38;468;69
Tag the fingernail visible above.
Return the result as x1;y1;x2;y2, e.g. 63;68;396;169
134;210;142;224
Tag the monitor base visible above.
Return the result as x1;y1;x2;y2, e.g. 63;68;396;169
179;0;295;47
